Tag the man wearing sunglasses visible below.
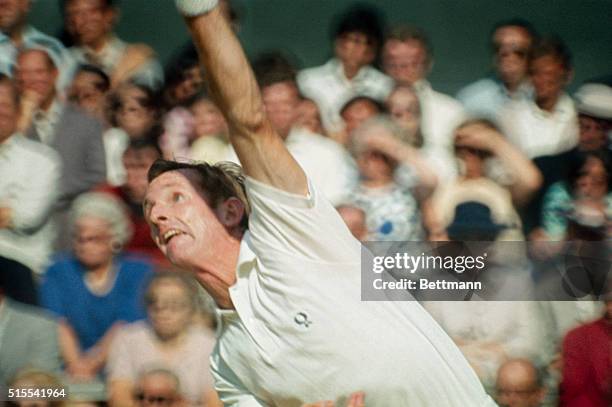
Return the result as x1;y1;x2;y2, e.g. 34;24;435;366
457;19;537;121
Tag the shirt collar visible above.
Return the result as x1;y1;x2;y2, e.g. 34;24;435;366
329;58;374;86
35;99;63;123
530;93;574;118
81;34;125;71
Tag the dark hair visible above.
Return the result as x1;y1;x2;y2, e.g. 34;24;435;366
75;64;110;92
340;95;386;117
332;4;385;50
530;36;572;71
125;137;162;158
61;0;116;12
565;150;612;195
252;52;298;89
489;18;538;51
147;159;250;231
386;25;433;63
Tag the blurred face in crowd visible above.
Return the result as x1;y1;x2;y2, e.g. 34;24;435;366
135;372;182;407
123;146;160;204
69;70;108;120
496;360;544;407
530;55;570;109
172;66;203;106
295;99;323;135
191;98;228;139
337;205;368;241
73;216;115;270
578;115;608;152
147;278;194;340
0;0;29;34
383;39;429;86
387;86;421;145
0;81;18;143
145;170;235;271
116;85;156;138
575;156;608;201
492;26;532;90
335;31;376;76
15;50;58;108
341;99;380;139
261;81;299;139
65;0;115;49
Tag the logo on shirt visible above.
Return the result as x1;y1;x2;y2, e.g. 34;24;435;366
294;312;312;328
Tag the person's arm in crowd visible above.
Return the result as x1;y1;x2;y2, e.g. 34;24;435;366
81;321;125;374
454;122;542;207
27;318;63;376
356;129;438;199
107;327;136;407
180;3;308;196
57;319;94;379
0;147;61;232
202;389;223;407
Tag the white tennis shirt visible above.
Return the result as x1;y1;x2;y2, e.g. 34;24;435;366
211;177;497;406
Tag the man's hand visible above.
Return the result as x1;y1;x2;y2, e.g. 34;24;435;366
453;123;504;154
175;0;219;16
302;392;365;407
17;89;44;132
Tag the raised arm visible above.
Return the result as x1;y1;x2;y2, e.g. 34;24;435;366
177;1;308;196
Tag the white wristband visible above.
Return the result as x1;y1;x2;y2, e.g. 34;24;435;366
175;0;219;17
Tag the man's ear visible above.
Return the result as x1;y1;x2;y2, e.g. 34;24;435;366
216;197;245;229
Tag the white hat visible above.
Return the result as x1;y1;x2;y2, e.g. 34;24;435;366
574;83;612;120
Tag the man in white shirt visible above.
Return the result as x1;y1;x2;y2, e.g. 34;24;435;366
297;5;393;135
63;0;164;89
456;19;536;120
0;0;75;90
144;2;496;406
0;74;61;304
498;37;578;159
382;26;466;180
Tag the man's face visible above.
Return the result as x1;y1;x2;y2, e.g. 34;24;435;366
123;147;160;204
135;373;181;407
0;0;29;33
146;280;193;340
335;31;375;73
15;50;58;104
530;55;569;105
64;0;114;47
492;26;531;87
261;81;299;139
144;170;227;270
496;372;543;407
578;115;608;151
387;87;420;141
69;70;107;117
0;83;18;143
383;39;428;86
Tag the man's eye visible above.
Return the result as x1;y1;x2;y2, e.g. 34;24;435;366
173;193;184;203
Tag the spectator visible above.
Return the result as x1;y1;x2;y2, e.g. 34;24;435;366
348;116;437;241
424;119;542;241
495;358;546;407
498;36;578;158
387;85;423;147
132;369;187;407
63;0;163;89
40;192;152;382
253;52;357;205
105;81;162;186
382;25;466;180
0;74;61;303
99;138;167;265
15;47;107;210
457;19;537;120
0;278;61;387
189;93;235;164
107;272;219;407
68;63;111;124
574;83;612;152
298;4;393;135
8;369;67;407
559;297;612;406
339;95;386;146
0;0;74;90
294;98;324;136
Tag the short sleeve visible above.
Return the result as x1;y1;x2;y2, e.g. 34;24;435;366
210;351;266;407
244;177;360;263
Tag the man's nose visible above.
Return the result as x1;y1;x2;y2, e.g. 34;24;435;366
149;204;169;224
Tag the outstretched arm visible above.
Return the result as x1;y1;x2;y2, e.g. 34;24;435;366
178;1;308;196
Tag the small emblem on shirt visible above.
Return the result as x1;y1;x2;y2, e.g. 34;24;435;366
294;312;312;328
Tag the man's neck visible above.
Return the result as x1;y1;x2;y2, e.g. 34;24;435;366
5;23;26;46
39;94;57;113
342;63;362;81
536;95;560;113
85;33;112;53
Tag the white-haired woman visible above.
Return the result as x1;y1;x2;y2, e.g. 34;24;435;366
40;192;154;382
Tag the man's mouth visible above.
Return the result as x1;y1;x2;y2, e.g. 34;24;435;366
162;229;186;245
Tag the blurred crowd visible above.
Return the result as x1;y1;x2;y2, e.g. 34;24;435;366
0;0;610;406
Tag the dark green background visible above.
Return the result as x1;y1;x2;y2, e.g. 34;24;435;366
29;0;612;94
